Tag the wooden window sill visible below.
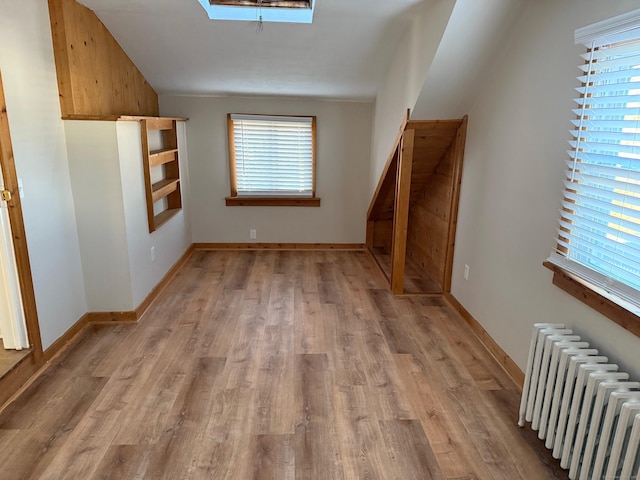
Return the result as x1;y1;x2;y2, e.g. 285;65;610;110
225;197;321;207
543;261;640;338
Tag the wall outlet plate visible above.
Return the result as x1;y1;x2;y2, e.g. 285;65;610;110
250;229;256;240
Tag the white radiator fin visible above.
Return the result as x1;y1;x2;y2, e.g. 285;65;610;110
519;323;640;480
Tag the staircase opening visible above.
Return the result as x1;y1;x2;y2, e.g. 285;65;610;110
367;114;468;295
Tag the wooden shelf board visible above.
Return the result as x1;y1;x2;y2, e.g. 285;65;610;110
119;115;188;123
152;178;180;202
62;115;188;123
154;208;180;230
225;196;320;207
149;148;178;167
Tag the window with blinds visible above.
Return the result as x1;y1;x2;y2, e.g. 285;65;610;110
548;9;640;312
227;114;316;199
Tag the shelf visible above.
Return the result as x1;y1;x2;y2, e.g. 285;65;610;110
154;208;181;230
149;148;178;167
140;118;182;233
151;178;180;203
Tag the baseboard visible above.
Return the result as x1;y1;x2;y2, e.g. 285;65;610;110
0;353;38;411
85;311;137;323
135;244;195;320
444;292;525;389
43;312;90;362
194;243;366;250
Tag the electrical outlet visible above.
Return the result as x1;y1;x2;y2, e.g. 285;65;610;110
250;229;257;240
151;246;156;262
464;264;470;281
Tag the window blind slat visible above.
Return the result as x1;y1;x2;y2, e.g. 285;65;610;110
231;114;315;197
551;19;640;308
563;179;640;212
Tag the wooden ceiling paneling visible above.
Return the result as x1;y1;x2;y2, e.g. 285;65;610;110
367;119;463;222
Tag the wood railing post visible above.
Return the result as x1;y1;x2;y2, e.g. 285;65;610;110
390;129;414;294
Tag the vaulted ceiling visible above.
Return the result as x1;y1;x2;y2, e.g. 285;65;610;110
76;0;428;100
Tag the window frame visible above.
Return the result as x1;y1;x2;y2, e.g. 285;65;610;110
546;8;640;338
225;113;320;207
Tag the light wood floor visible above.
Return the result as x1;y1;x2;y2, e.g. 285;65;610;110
0;250;566;479
371;247;441;294
0;339;31;379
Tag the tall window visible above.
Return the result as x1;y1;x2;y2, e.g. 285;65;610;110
225;114;319;206
548;9;640;312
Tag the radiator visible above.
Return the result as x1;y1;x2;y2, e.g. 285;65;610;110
518;323;640;479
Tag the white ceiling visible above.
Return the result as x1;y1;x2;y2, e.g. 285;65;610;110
77;0;429;101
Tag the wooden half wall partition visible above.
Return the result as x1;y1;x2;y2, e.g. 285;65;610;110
367;114;468;295
48;0;159;117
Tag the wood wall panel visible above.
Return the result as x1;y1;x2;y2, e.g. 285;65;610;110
372;220;393;250
406;148;455;291
48;0;159;117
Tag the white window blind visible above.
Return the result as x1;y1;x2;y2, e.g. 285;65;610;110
230;114;314;197
548;9;640;312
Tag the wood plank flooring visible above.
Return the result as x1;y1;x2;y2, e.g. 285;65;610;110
0;339;31;378
0;250;567;479
371;247;441;294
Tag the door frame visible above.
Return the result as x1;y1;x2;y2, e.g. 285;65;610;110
0;71;44;405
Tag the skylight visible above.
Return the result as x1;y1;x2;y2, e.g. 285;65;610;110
197;0;315;24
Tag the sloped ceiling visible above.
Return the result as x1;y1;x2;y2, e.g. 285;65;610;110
76;0;428;100
412;0;527;119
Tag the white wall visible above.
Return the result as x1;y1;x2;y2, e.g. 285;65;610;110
369;0;456;196
65;121;133;311
118;121;192;307
412;0;526;119
452;0;640;378
159;95;372;244
0;0;87;349
65;120;192;312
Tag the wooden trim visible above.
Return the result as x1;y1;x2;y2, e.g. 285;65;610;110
225;196;320;207
0;353;38;411
135;245;195;319
443;115;468;293
226;113;317;200
119;116;188;123
43;313;90;362
144;117;176;131
390;129;414;294
47;0;74;117
194;243;365;251
62;115;121;121
367;109;410;220
227;114;239;197
86;312;137;324
0;73;44;364
312;116;317;197
543;261;640;338
140;119;156;233
60;115;189;122
444;293;525;389
406;119;465;131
